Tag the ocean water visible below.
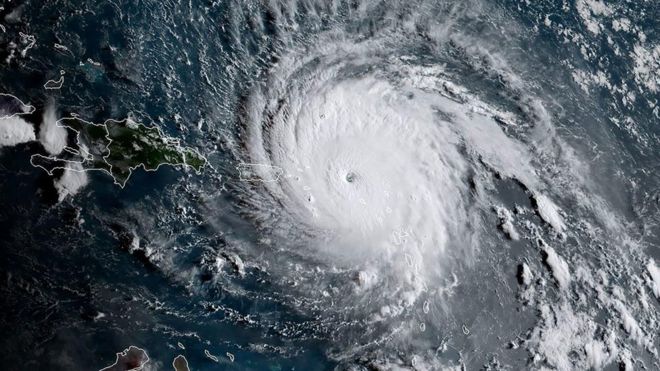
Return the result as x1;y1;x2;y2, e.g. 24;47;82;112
0;0;658;370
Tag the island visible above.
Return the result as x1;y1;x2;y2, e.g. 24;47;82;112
99;345;149;371
0;93;35;118
0;93;36;148
30;116;207;188
172;355;190;371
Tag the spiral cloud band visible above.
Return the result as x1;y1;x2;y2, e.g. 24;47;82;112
195;2;659;368
232;35;550;323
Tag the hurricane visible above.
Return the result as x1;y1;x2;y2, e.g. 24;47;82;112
196;0;658;368
0;0;658;370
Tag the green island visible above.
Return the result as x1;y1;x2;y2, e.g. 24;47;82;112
31;117;207;187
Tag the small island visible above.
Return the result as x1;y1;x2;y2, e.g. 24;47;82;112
172;355;190;371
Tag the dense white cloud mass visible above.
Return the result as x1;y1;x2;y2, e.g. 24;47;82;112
54;163;89;202
39;104;67;155
0;116;35;147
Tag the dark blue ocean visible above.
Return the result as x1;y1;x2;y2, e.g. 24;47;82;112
0;0;658;370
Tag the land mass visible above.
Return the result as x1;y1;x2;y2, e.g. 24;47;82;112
99;345;149;371
172;355;190;371
31;116;207;187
